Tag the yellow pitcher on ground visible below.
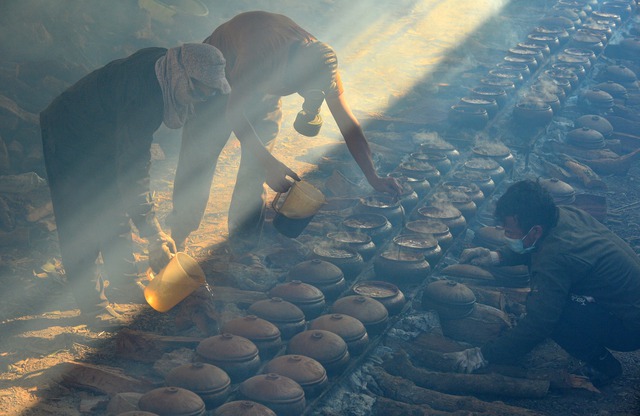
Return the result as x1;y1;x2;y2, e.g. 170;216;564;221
143;252;206;312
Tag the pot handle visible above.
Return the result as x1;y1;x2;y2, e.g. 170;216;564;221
271;192;283;214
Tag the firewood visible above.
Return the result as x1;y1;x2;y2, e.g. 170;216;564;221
383;351;550;399
560;155;608;190
114;328;203;362
60;361;154;396
370;367;543;416
385;333;467;372
372;396;472;415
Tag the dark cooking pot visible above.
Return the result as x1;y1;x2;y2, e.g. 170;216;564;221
138;387;206;416
262;355;328;398
165;362;231;409
330;295;389;336
575;114;613;138
410;151;452;175
287;259;346;301
196;334;260;382
566;127;606;149
212;401;276;416
373;249;432;285
417;139;460;161
269;281;326;320
448;104;488;130
470;85;508;108
342;213;393;246
351;280;406;316
421;280;476;320
355;195;405;228
451;170;495;196
220;315;282;358
238;374;305;416
327;231;376;261
309;313;369;356
417;204;466;236
393;233;442;264
404;218;453;251
312;245;364;279
463;157;506;184
286;330;350;375
441;180;485;205
594;81;628;102
248;298;306;340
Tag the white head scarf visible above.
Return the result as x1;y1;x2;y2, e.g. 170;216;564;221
155;43;231;129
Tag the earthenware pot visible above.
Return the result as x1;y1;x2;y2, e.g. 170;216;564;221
410;151;452;174
212;401;276;416
220;316;282;358
196;334;261;382
248;298;306;340
287;259;346;301
351;280;407;316
393;233;443;264
308;313;369;356
238;374;305;416
286;330;350;375
373;249;432;284
262;355;328;398
578;88;614;113
387;171;432;197
355;195;405;228
417;140;460;161
488;68;524;87
462;157;506;184
312;245;364;279
513;100;554;128
342;213;393;245
526;32;560;52
417;204;466;236
430;190;477;220
575;114;614;138
269;281;326;320
327;231;376;261
448;104;488;130
451;170;495;196
539;177;576;204
397;160;441;184
471;142;515;172
330;295;389;336
566;127;606;149
403;219;454;251
138;387;206;416
459;96;500;118
470;85;508;108
165;363;231;409
422;280;476;320
594;81;628;102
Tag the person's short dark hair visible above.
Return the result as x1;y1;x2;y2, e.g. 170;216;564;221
495;179;558;232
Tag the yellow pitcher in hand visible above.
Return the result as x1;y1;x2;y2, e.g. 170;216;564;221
143;252;206;312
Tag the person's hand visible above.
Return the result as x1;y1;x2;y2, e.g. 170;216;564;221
148;230;177;273
459;247;499;267
264;158;301;193
368;175;403;195
443;347;488;373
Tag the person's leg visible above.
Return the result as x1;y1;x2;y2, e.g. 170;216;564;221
551;297;638;382
41;116;108;315
169;96;231;249
227;94;282;244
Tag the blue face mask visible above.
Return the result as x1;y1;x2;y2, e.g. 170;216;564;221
504;227;538;254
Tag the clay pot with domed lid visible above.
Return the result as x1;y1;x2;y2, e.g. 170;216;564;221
404;219;454;251
165;362;231;409
309;313;369;355
417;204;466;237
421;279;476;320
238;374;305;416
269;280;326;319
138;387;206;416
286;329;350;375
373;248;432;285
287;259;346;300
221;315;282;357
248;298;306;340
196;334;261;382
263;355;328;398
212;401;276;416
575;114;613;138
330;295;389;336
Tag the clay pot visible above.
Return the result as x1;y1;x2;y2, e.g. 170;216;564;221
330;295;389;336
526;33;561;52
471;142;514;172
212;401;276;416
561;47;596;66
523;92;561;115
472;225;506;249
393;233;442;264
568;31;604;53
480;77;516;94
578;88;614;113
488;68;524;87
395;180;420;213
470;85;508;108
138;387;206;416
440;264;495;285
397;160;442;184
581;22;612;41
422;280;476;319
262;355;328;398
551;62;586;81
404;219;454;251
326;231;376;261
517;41;551;58
248;298;306;340
308;313;369;356
459;96;500;119
602;1;633;18
507;47;544;67
410;151;452;174
448;104;488;130
373;249;432;285
238;374;305;416
539;15;575;32
430;189;477;220
513;100;554;128
355;195;405;228
592;10;623;26
530;82;567;103
532;26;570;45
416;204;466;237
417;140;460;161
269;281;326;320
594;81;628;102
544;67;579;90
312;245;364;279
549;7;582;26
196;334;261;382
342;213;393;246
462;157;506;184
575;114;614;138
221;316;282;358
618;37;640;61
286;330;350;375
440;181;485;205
539;177;576;204
165;363;231;409
451;170;495;196
566;127;606;149
387;171;431;197
318;197;357;217
503;53;539;72
497;61;532;80
287;259;346;301
351;280;406;316
598;64;637;88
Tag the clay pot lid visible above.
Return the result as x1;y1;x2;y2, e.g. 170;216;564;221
418;204;462;220
213;400;277;416
423;280;476;306
197;334;259;362
441;264;495;281
269;281;325;305
352;280;402;300
309;313;367;342
575;114;614;136
567;127;605;145
405;219;450;235
343;213;389;229
288;259;344;284
287;329;348;361
263;355;327;386
472;142;510;158
249;298;305;323
539;178;575;197
239;374;305;404
221;315;282;341
327;231;372;245
138;387;206;416
594;81;627;98
604;64;637;83
165;362;231;395
591;10;622;23
393;234;439;250
580;88;614;104
330;295;389;325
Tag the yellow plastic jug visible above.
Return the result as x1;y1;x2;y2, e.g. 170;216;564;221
143;252;207;313
272;180;326;238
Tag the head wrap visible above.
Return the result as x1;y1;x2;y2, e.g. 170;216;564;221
155;43;231;129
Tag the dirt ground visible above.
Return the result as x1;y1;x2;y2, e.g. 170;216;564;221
1;0;640;415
